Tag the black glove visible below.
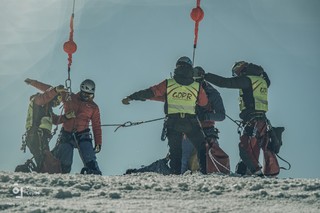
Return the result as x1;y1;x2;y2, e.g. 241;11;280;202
122;97;131;105
94;144;101;153
24;78;32;85
193;66;205;78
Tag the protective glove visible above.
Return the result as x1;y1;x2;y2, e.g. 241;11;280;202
193;66;205;78
55;85;67;93
24;78;32;85
94;144;101;153
122;97;131;105
64;111;76;119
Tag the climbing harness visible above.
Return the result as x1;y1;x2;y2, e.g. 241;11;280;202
63;0;77;101
99;117;166;132
190;0;204;65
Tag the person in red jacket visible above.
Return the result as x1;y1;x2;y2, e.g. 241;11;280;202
122;56;209;174
25;78;102;175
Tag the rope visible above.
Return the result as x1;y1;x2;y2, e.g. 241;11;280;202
266;119;291;171
191;0;204;65
276;153;292;170
64;0;77;101
99;117;166;132
225;113;243;136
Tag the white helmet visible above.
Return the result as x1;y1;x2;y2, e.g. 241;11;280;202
80;79;95;94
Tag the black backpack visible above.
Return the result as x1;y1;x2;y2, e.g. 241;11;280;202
267;126;285;154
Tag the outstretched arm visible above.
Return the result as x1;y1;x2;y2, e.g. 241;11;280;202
25;78;53;92
122;80;166;104
204;73;251;89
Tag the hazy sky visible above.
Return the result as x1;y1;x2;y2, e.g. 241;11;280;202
1;0;319;178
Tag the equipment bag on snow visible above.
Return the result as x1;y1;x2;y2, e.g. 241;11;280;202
267;127;285;154
206;142;230;174
40;150;62;174
15;159;37;173
188;141;230;174
125;156;171;175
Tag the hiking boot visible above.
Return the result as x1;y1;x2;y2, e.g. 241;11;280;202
235;161;247;175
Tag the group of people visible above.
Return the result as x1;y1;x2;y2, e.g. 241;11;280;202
16;79;103;175
122;57;280;177
16;56;280;177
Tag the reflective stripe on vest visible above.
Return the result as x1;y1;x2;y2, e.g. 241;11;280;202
166;78;200;115
239;75;268;112
25;98;53;131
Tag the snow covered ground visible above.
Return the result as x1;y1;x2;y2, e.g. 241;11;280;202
0;171;319;212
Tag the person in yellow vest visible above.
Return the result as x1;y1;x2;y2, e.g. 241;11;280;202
15;80;75;173
196;61;280;177
122;56;209;174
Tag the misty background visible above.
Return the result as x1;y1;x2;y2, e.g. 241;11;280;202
0;0;319;178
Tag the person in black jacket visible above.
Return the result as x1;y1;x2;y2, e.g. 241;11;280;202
196;61;280;176
181;67;230;174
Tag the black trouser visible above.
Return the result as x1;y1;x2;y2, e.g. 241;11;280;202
166;116;207;174
25;128;51;171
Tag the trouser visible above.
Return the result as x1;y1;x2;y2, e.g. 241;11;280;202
53;129;101;174
181;135;194;174
181;129;230;174
166;116;207;175
25;128;51;171
238;119;280;176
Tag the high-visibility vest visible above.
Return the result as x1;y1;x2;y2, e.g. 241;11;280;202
25;97;53;131
239;75;268;112
166;79;200;115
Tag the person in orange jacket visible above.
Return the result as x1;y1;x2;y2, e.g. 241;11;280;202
25;78;103;175
122;56;209;174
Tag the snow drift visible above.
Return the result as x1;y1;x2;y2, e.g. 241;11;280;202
0;171;319;212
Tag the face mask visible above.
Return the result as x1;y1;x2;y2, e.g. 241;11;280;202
80;91;94;101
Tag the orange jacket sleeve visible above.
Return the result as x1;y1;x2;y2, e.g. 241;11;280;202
91;106;102;145
28;79;53;92
197;85;208;107
33;87;58;106
150;80;167;98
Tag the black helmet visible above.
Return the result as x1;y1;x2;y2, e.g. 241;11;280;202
80;79;95;94
232;61;248;76
176;56;193;67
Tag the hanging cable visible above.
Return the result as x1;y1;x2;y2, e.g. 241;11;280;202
190;0;204;65
63;0;77;100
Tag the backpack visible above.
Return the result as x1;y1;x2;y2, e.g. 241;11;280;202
267;126;285;154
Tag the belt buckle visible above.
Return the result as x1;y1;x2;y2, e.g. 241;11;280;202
180;113;185;118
